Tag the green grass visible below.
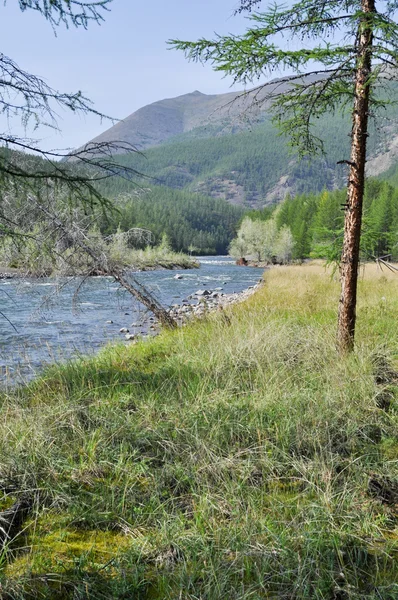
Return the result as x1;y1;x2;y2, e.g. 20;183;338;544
1;263;398;599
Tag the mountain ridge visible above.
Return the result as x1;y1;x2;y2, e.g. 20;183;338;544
86;88;243;151
83;74;324;152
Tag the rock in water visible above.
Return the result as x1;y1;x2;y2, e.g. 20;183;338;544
174;274;183;280
236;257;248;266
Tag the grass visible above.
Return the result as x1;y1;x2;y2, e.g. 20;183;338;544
0;262;398;599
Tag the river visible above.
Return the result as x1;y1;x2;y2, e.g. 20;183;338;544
0;257;263;385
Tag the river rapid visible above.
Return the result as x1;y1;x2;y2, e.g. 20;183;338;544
0;257;263;385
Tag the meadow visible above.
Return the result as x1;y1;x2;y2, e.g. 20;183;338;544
0;263;397;599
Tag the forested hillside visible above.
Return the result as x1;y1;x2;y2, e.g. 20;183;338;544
100;185;245;254
84;81;398;207
5;78;398;259
104;108;398;206
0;147;244;256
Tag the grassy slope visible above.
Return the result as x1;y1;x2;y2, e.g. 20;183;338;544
1;264;398;599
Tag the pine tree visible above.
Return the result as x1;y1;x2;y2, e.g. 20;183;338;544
171;0;398;352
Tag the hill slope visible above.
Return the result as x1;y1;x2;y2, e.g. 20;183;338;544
86;80;398;207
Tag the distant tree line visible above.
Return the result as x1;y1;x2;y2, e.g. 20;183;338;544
255;179;398;262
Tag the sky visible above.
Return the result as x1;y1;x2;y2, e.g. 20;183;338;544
0;0;262;150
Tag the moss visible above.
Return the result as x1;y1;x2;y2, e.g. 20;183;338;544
0;494;18;512
379;437;398;460
6;514;133;578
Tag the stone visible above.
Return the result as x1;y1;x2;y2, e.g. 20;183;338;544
236;257;248;266
106;320;113;324
174;274;183;280
119;327;129;333
125;333;135;341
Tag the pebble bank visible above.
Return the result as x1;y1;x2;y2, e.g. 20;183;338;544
120;278;264;342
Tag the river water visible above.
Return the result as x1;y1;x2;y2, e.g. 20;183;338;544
0;257;263;385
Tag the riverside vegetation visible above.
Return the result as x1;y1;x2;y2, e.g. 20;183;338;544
0;215;197;277
0;263;397;599
231;179;398;264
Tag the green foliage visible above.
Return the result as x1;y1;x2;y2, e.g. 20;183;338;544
229;215;294;263
17;0;112;28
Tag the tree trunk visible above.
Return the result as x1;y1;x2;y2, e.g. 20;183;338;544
337;0;375;353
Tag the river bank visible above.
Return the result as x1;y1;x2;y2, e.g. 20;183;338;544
101;271;265;342
168;278;264;326
0;257;263;383
1;263;397;598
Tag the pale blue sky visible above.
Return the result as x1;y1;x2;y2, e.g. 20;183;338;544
1;0;260;150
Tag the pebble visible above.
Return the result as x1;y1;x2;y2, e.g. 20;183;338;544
106;320;113;324
119;327;129;333
168;281;263;326
125;333;135;341
174;274;183;280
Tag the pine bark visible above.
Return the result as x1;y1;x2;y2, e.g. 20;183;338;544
337;0;375;352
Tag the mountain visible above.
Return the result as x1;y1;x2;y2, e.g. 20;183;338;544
86;90;240;151
84;74;325;152
84;78;398;208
